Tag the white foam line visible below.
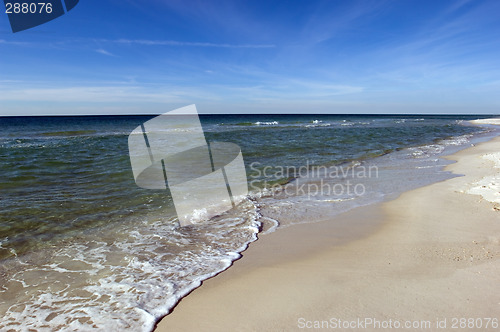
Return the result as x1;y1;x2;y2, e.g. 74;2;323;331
260;216;280;234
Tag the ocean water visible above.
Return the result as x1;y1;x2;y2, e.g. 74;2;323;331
0;114;497;331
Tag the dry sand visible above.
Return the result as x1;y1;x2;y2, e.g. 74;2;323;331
155;134;500;331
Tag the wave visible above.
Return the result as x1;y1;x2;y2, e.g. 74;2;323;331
254;121;279;126
41;130;97;137
0;198;262;332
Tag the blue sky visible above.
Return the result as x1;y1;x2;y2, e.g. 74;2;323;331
0;0;499;115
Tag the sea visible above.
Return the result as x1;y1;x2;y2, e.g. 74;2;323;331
0;114;498;331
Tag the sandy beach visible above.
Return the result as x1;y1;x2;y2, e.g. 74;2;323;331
155;130;500;331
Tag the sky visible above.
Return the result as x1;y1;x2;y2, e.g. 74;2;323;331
0;0;499;115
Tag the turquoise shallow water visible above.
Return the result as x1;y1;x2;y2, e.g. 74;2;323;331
0;114;496;331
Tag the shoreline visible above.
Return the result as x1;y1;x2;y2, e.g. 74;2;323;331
155;129;500;331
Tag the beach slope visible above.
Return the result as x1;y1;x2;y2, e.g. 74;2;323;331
155;135;500;331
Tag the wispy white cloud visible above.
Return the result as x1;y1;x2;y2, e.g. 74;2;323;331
0;85;221;104
0;39;31;46
290;80;364;96
0;76;363;106
444;0;475;14
95;49;115;56
112;39;275;48
299;1;388;45
341;0;500;91
0;38;275;51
